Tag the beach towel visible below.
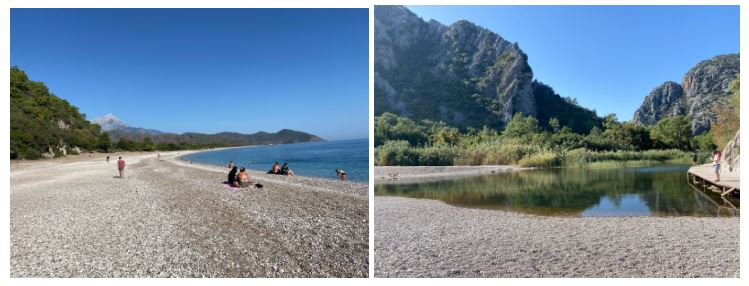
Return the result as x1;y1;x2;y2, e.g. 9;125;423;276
223;183;245;190
221;182;263;189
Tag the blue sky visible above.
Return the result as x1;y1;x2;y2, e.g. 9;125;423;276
11;9;368;140
407;5;739;121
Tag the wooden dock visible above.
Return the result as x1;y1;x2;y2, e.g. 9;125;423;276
687;164;740;197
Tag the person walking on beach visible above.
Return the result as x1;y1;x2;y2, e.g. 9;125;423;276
117;156;126;178
713;150;722;182
106;155;110;163
227;160;235;169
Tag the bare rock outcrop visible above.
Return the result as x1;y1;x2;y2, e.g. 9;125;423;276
633;54;739;134
632;81;684;126
721;130;739;175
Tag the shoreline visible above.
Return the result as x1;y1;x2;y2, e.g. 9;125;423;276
11;149;368;277
374;165;525;184
9;145;247;171
176;149;368;194
180;145;369;187
374;196;739;278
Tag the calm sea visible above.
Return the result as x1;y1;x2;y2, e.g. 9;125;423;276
182;139;369;183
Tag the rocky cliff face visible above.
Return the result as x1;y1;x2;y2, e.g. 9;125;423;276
683;54;740;134
633;54;739;134
721;130;739;175
632;81;685;126
375;5;537;128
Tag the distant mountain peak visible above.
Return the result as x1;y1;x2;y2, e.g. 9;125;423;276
91;113;129;131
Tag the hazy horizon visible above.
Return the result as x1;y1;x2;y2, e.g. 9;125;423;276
88;112;365;141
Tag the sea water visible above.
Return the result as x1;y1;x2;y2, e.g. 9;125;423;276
183;139;368;183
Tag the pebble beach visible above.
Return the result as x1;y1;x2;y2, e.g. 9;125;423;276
374;197;739;278
10;151;368;277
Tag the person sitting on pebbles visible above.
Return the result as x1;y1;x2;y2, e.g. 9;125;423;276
281;162;295;176
227;166;240;187
237;167;251;188
268;162;281;175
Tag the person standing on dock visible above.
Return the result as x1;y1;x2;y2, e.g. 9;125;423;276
117;156;126;178
712;151;722;182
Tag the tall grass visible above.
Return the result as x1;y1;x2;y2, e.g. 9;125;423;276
375;140;696;167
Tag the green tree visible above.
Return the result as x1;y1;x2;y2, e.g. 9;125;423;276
602;113;619;130
503;113;540;138
548;118;561;133
429;126;460;146
692;133;716;151
374;112;428;147
116;138;137;151
98;132;112;152
650;116;693;150
142;137;156;151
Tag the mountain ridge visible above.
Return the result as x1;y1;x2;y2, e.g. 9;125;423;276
90;114;324;145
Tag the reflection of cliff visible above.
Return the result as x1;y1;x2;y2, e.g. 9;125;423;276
375;166;719;216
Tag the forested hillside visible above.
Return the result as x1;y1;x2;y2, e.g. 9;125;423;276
10;66;103;159
10;66;324;159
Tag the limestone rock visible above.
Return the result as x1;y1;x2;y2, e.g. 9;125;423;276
632;81;685;126
682;54;740;134
374;5;535;127
721;130;739;175
632;54;739;134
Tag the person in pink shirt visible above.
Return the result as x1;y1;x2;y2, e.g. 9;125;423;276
117;156;126;178
712;151;722;182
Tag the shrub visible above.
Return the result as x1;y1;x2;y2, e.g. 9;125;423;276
375;140;415;166
519;151;561;167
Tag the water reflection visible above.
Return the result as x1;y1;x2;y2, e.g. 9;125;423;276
375;165;740;217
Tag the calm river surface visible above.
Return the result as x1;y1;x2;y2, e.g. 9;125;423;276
375;165;739;217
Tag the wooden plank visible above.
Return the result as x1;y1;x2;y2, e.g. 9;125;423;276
687;164;740;191
721;187;736;197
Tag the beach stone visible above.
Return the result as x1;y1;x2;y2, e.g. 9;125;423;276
11;151;368;277
374;197;739;278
